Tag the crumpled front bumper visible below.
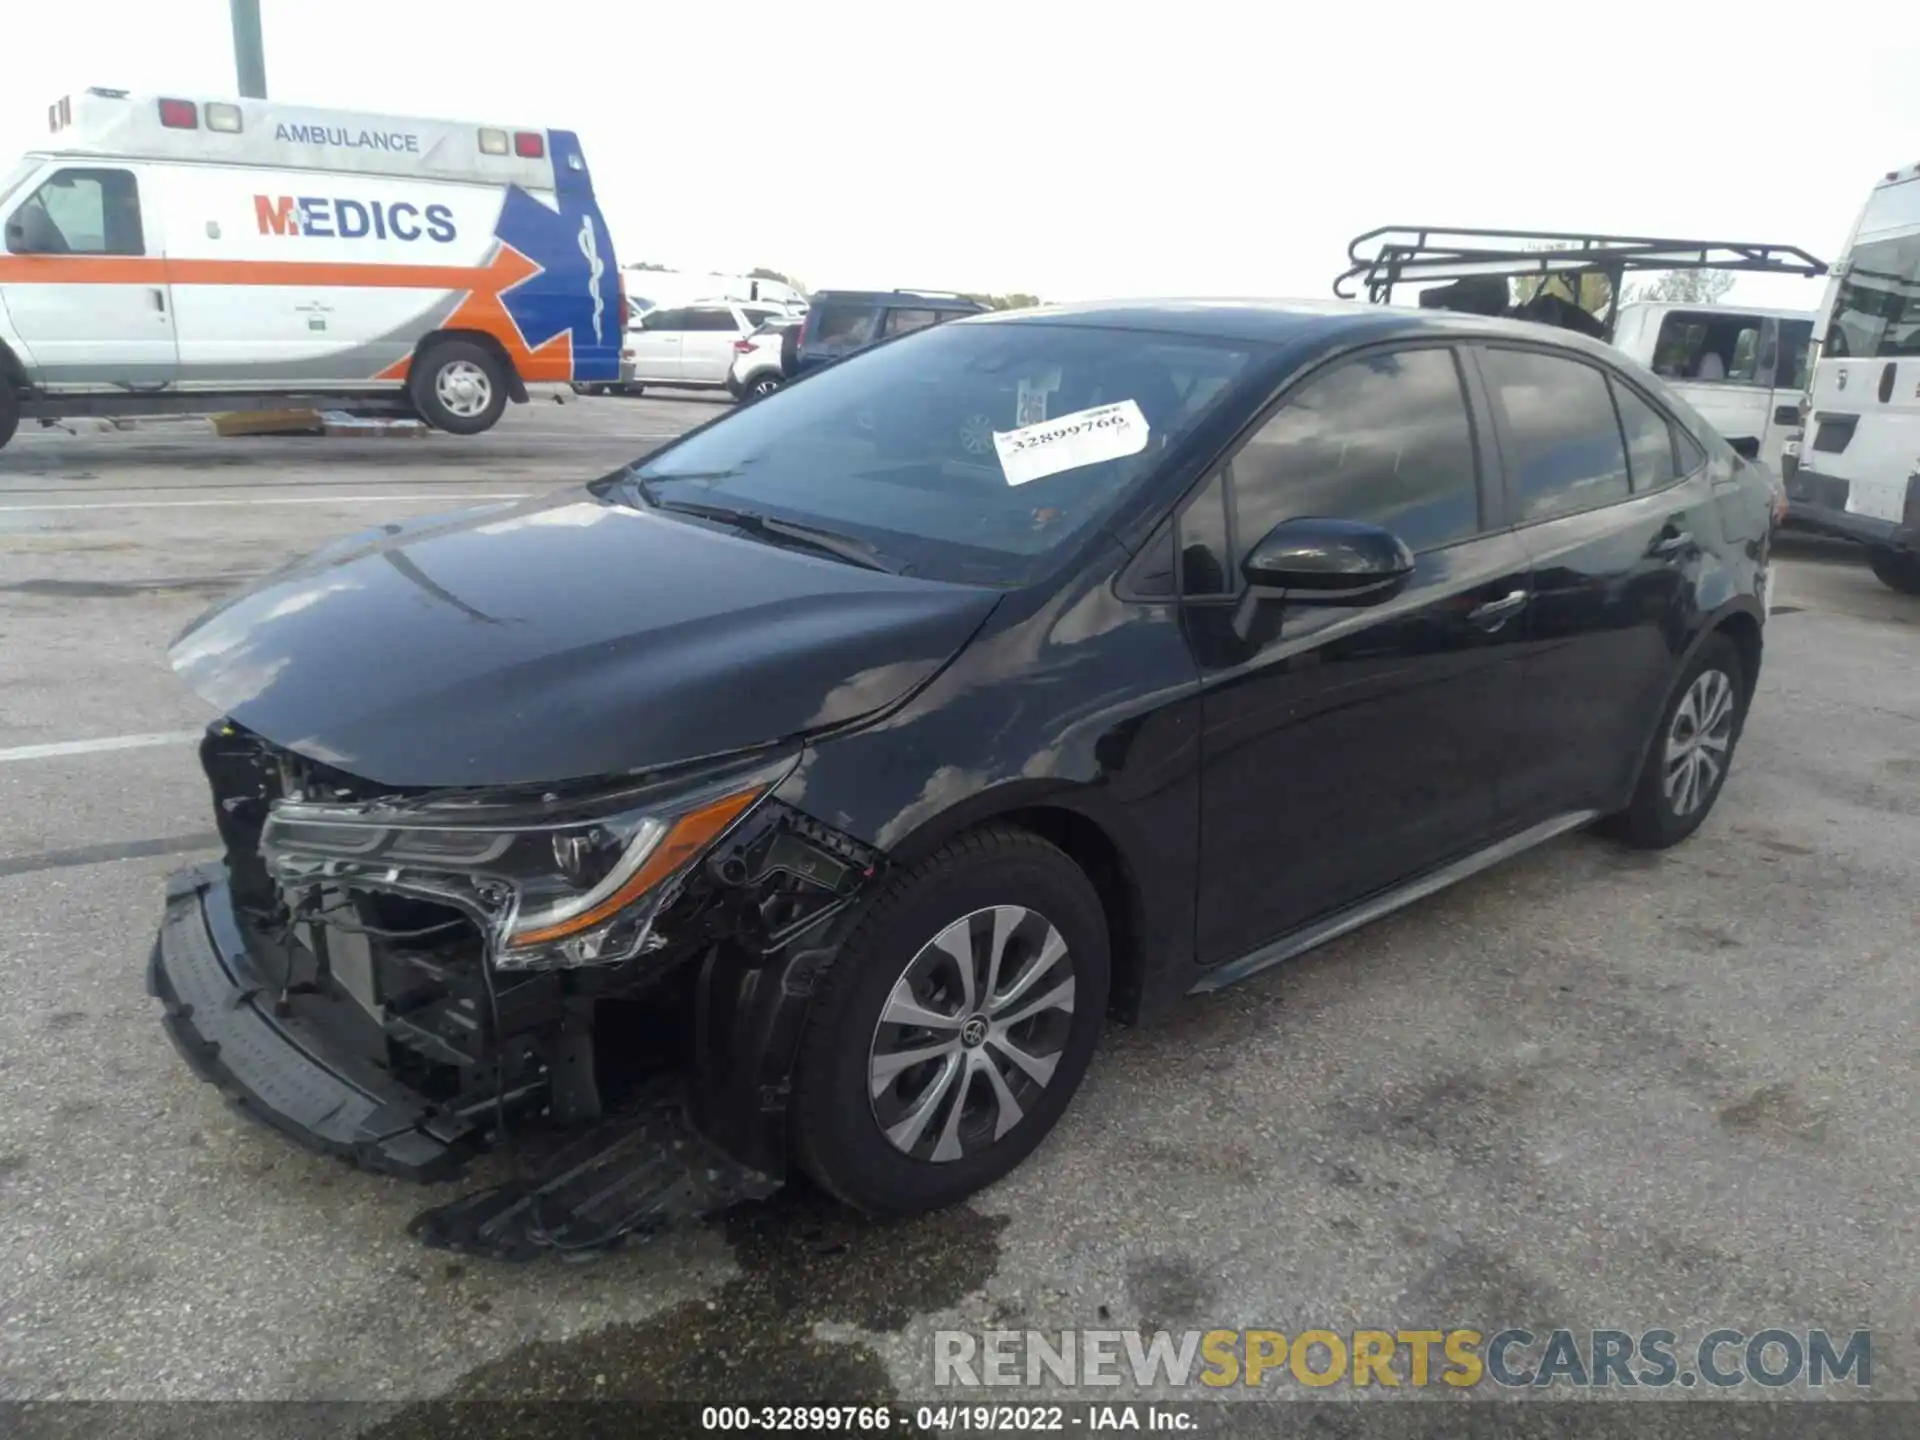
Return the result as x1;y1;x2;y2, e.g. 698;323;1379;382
148;863;480;1181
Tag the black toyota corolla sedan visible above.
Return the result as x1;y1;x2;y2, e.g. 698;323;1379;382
152;300;1772;1254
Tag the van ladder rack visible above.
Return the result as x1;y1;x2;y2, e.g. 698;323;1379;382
1334;226;1827;336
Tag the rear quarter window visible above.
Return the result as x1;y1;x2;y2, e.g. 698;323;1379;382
809;303;881;350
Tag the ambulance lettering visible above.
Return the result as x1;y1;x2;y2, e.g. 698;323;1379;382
252;195;456;242
274;122;422;153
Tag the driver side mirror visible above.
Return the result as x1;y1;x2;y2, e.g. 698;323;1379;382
1241;517;1415;602
4;219;26;254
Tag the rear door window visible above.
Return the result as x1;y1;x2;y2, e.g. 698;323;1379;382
1229;346;1484;558
1479;348;1630;522
642;308;688;332
684;307;740;332
809;302;881;351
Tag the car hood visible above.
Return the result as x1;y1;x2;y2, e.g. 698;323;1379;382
171;489;1001;788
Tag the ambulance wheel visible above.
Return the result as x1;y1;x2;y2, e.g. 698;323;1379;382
412;341;508;435
0;387;18;452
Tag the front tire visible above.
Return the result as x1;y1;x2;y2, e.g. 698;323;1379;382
1603;634;1748;849
1868;547;1920;596
792;826;1109;1216
410;339;509;435
745;373;783;401
0;386;18;452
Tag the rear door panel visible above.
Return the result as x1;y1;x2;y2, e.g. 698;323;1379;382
1473;343;1711;822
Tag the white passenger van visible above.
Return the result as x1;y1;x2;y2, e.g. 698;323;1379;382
1611;300;1815;474
0;88;623;450
1784;161;1920;594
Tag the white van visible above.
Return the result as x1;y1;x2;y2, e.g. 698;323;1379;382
1784;162;1920;594
0;88;623;449
1610;301;1815;474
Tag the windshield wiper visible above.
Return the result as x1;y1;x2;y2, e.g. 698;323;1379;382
638;492;900;574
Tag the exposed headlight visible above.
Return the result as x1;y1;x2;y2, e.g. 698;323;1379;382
260;754;795;970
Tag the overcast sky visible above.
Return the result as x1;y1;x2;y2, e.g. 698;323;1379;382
5;1;1915;311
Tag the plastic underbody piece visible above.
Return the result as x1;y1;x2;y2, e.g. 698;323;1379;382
150;862;779;1260
407;1078;779;1262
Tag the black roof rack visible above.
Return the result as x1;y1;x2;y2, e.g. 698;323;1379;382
1334;226;1828;337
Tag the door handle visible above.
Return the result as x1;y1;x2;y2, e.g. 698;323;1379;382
1466;589;1527;630
1650;530;1694;559
150;288;167;314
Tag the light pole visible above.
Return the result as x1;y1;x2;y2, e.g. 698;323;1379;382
231;0;267;99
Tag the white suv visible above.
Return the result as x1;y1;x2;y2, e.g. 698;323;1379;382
727;316;802;401
621;300;794;394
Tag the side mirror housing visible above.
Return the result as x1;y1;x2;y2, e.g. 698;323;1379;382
1240;517;1415;600
3;220;26;254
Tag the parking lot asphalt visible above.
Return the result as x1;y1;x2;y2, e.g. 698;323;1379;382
0;398;1913;1420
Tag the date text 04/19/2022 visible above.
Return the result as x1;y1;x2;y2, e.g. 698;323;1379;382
697;1403;1197;1432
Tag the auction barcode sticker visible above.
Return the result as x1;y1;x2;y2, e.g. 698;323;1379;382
992;400;1150;486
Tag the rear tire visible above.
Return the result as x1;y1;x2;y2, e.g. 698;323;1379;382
1868;547;1920;596
410;339;509;435
791;826;1109;1216
0;386;18;452
1602;634;1748;850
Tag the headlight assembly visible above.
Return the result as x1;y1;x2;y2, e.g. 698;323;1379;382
259;754;795;970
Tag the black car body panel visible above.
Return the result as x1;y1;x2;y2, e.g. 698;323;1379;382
169;488;1002;788
149;298;1772;1253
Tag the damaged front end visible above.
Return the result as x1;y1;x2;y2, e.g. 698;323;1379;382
150;721;880;1258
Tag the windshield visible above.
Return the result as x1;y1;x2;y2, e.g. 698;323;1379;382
629;320;1259;586
1825;231;1920;359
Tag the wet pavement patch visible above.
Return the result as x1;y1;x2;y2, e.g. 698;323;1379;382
367;1187;1006;1438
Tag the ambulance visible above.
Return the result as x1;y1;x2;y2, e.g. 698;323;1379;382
0;88;623;450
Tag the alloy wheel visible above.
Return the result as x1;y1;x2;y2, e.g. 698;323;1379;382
1664;667;1736;817
867;905;1076;1163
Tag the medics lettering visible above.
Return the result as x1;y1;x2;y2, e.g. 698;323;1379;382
253;194;456;242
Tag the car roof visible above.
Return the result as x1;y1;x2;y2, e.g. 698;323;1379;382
1616;300;1817;322
962;297;1632;363
812;289;983;309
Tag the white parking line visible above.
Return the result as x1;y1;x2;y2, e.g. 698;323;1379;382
0;493;530;513
0;731;203;763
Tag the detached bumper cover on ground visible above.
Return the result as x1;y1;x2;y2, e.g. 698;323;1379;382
149;850;826;1258
148;863;477;1180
